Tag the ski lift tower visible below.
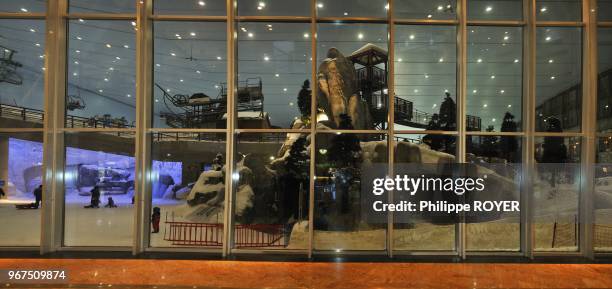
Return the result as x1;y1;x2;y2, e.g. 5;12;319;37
348;43;389;130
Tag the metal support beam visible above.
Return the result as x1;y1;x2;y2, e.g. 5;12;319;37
456;0;468;259
133;0;153;255
307;0;318;259
41;0;67;254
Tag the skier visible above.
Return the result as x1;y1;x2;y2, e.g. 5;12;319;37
104;197;117;208
151;207;161;233
33;185;42;209
84;186;101;208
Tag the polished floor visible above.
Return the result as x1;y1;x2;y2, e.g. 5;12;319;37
1;258;612;288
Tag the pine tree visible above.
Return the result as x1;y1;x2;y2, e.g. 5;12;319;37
438;92;457;154
328;114;362;167
297;80;312;119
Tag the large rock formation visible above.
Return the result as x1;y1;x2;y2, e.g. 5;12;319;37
317;48;372;130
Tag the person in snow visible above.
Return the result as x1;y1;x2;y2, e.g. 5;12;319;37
151;207;161;233
104;197;117;208
84;186;101;208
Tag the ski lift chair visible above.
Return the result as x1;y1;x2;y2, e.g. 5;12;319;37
0;46;23;85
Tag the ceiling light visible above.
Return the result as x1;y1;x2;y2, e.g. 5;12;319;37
444;89;449;93
156;63;160;67
39;54;44;59
104;78;109;82
73;72;78;76
500;90;505;94
473;90;478;93
127;94;131;97
78;18;84;22
317;3;324;8
180;79;184;82
550;76;556;80
196;70;201;74
35;43;40;47
545;36;552;41
409;34;415;40
503;36;509;40
29;28;36;32
507;104;512;108
258;1;266;7
248;32;254;38
257;6;263;10
437;5;444;11
241;27;247;32
424;74;429;78
76;36;82;40
74;61;79;64
106;43;112;48
357;33;364;39
20;7;28;12
123;44;129;49
190;32;196;36
170;52;176;56
385;4;389;10
427;14;433;18
548;59;554;63
275;73;280;77
217;56;222;60
99;89;103;93
283;88;288;92
116;56;121;60
514;59;519;63
485;6;493;12
198;1;206;6
438;58;444;62
483;104;488;108
540;7;547;12
490;75;495;79
414;89;419;93
492;118;496;122
344;12;348;16
75;50;80;53
131;21;136;26
303;33;309;38
109;67;114;71
264;56;270;61
398;58;403;62
155;99;159;103
477;58;482;63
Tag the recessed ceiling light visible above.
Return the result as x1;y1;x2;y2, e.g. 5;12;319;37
264;56;270;61
438;58;444;62
73;72;78;76
503;36;509;40
35;43;41;47
74;61;79;64
490;75;496;79
540;7;547;12
123;44;129;49
156;63;160;67
437;5;443;11
545;36;552;41
248;32;254;38
485;6;493;12
548;59;554;63
258;1;266;7
106;43;112;48
275;73;280;77
283;88;288;92
550;76;556;80
99;89;103;93
344;12;348;16
198;1;205;6
357;33;364;39
196;70;201;74
409;34;415;40
473;90;478;93
180;79;184;82
477;58;482;63
190;32;196;36
427;14;433;18
29;28;36;33
170;52;176;56
414;89;419;93
75;50;80;53
303;33;309;38
127;94;131;97
483;104;488;108
20;7;28;12
217;56;222;60
78;18;84;22
492;118;496;122
507;104;512;108
104;78;109;82
514;59;519;63
116;56;121;60
108;67;114;71
385;4;389;10
500;90;505;94
317;3;324;8
398;58;403;62
131;21;136;26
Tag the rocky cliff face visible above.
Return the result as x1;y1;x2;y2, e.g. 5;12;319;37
317;47;372;130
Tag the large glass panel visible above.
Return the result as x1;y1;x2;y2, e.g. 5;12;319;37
598;28;612;133
66;20;136;128
596;137;612;251
534;136;581;251
149;132;225;248
536;0;581;22
314;133;387;250
468;0;522;20
237;22;310;129
600;0;612;21
154;0;226;16
394;0;457;20
393;134;456;251
0;19;45;128
233;133;309;250
153;21;227;129
0;1;46;13
394;25;457;132
536;27;582;132
466;135;522;251
467;26;523;132
0;132;42;246
316;0;388;18
69;0;136;13
237;0;309;16
317;23;388;131
63;132;135;247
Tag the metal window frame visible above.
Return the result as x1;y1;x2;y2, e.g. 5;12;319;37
0;0;603;260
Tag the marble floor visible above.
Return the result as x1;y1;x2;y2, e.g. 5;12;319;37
1;258;612;289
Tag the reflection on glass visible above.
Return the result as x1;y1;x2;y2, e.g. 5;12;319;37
0;1;46;13
394;25;457;131
316;0;388;18
468;26;522;132
536;0;581;21
0;133;42;246
536;27;582;132
63;132;135;246
393;134;456;251
317;24;388;131
153;21;227;128
0;20;45;128
66;20;136;128
600;0;612;21
395;0;457;20
596;137;612;251
598;28;612;133
314;132;388;250
468;0;522;20
237;0;309;16
237;22;310;129
149;133;226;248
234;133;309;250
154;0;226;15
466;135;521;251
534;136;580;251
70;0;135;13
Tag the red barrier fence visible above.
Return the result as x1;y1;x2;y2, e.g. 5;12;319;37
163;218;287;248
